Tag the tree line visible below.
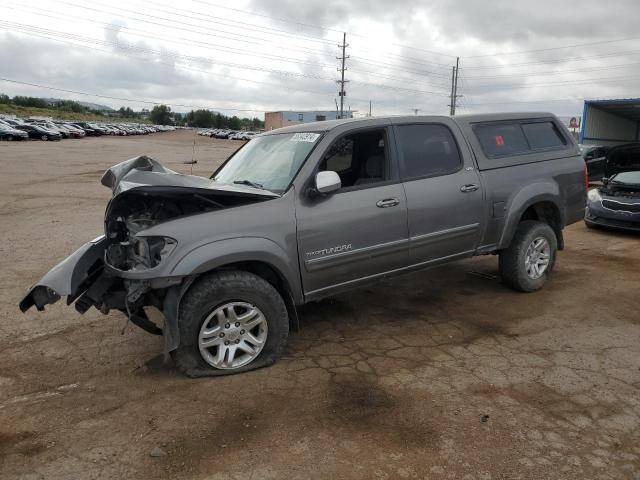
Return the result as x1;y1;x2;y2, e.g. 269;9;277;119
0;95;265;129
149;104;264;130
0;93;105;114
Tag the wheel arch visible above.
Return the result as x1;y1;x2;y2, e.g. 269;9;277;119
498;183;565;251
161;238;302;353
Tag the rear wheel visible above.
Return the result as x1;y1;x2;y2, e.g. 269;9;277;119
171;270;289;377
41;135;48;141
6;135;13;141
499;220;557;292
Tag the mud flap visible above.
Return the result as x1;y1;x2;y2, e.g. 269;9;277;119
161;276;197;354
19;236;108;312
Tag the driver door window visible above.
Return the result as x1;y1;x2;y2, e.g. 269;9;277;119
319;129;389;189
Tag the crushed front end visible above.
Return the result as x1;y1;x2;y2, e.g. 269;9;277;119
19;155;277;350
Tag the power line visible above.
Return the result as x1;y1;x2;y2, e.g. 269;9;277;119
461;48;640;70
152;0;456;68
9;2;335;60
114;0;454;74
191;0;457;59
60;0;335;48
465;73;640;93
464;98;585;106
461;61;640;79
0;77;269;112
0;22;337;96
1;21;453;98
464;36;640;59
0;20;332;80
49;0;452;81
136;0;337;46
136;0;456;69
191;0;343;34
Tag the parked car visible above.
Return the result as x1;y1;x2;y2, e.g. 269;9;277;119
28;121;68;139
73;122;102;136
214;129;231;139
579;144;609;182
241;132;258;141
0;123;29;140
19;113;586;377
56;123;86;138
14;124;61;141
1;118;26;128
585;171;640;232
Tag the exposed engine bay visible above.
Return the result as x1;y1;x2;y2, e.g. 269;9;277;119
104;190;257;271
600;182;640;199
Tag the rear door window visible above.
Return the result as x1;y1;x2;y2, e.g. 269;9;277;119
396;124;462;179
521;122;567;149
474;124;530;158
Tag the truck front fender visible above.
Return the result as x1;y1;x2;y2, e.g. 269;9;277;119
498;182;564;250
159;237;301;354
169;236;303;303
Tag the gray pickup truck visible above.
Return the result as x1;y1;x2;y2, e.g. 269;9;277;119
20;113;586;376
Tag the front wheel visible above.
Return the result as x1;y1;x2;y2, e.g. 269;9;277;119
499;220;557;292
171;270;289;377
41;135;48;141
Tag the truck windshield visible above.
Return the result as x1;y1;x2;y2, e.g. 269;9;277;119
213;132;321;194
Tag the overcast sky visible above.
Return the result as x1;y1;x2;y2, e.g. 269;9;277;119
1;0;639;118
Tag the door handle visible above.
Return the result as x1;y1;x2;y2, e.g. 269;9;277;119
376;198;399;208
460;184;479;193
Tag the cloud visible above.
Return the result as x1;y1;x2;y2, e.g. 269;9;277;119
1;0;640;117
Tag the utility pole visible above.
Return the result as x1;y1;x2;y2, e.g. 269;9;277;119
369;100;372;117
449;66;455;115
449;57;460;115
336;32;349;119
452;57;460;115
413;109;419;116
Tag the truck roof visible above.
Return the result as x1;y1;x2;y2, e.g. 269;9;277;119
263;112;559;135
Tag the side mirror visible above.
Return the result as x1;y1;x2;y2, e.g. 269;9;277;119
314;171;341;195
601;177;609;185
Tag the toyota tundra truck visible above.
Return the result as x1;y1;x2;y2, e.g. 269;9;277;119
19;113;587;377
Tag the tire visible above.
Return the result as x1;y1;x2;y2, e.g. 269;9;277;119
171;270;289;377
499;220;557;292
6;135;13;141
41;135;48;141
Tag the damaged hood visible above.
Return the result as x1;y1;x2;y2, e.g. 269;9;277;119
101;156;278;197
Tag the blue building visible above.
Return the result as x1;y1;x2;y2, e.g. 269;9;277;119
265;110;353;130
579;98;640;146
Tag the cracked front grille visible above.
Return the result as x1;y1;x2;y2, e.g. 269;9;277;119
602;199;640;213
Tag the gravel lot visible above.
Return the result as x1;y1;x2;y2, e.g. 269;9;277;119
1;130;639;480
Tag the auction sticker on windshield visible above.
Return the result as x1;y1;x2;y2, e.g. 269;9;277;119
291;133;320;142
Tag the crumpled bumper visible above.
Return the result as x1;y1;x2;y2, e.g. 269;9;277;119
19;236;108;312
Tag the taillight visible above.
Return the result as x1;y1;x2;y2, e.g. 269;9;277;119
584;162;589;192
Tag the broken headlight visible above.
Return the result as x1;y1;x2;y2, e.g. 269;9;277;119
132;236;177;269
587;188;602;202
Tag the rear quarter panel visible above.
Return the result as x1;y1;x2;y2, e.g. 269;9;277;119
478;158;586;249
454;114;586;251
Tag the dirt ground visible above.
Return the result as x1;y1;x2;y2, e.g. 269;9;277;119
0;130;639;480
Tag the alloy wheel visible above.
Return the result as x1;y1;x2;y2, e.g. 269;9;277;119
524;236;551;279
198;302;268;370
